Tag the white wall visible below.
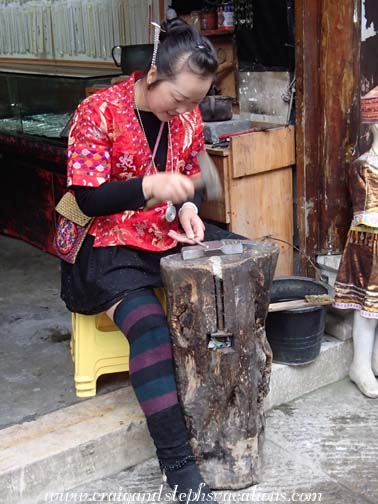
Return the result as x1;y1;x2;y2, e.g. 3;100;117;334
362;0;377;41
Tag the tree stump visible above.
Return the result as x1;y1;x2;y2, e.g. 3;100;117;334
160;239;279;490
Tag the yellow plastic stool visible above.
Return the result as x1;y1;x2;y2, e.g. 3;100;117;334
70;288;166;397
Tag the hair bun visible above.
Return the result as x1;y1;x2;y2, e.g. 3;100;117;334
166;18;189;32
154;16;218;79
160;18;191;40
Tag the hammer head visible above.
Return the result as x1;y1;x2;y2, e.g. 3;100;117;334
197;151;223;201
145;151;222;210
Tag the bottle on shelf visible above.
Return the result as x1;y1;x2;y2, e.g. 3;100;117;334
217;1;234;30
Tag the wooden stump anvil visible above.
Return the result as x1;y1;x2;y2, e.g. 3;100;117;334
161;239;279;490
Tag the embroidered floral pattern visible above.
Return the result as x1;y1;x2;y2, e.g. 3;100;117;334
56;217;77;254
352;212;378;229
116;153;137;179
148;223;167;248
67;146;110;186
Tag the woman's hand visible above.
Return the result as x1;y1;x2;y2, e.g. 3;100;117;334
168;206;205;244
142;173;195;205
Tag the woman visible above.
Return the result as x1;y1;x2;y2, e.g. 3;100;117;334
59;19;233;501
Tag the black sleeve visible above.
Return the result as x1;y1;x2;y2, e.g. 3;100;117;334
72;177;146;216
191;188;203;210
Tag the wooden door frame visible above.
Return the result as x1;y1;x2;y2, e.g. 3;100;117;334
295;0;361;275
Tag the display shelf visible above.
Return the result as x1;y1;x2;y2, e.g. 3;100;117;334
201;27;235;36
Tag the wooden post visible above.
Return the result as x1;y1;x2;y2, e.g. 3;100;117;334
295;0;322;275
295;0;361;273
160;240;279;490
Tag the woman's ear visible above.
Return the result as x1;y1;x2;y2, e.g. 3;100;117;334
146;65;158;86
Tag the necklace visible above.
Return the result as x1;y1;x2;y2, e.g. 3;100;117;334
134;80;177;223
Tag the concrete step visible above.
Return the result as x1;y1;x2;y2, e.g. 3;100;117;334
1;335;353;504
265;335;353;410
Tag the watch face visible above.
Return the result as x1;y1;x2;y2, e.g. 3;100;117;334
165;205;177;223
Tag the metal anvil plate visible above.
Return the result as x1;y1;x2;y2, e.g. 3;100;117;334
181;240;244;260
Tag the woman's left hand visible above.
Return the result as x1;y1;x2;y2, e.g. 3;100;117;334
168;206;205;244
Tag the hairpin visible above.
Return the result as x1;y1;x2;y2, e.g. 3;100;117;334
151;22;166;67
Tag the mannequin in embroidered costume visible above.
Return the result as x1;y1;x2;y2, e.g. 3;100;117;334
334;86;378;398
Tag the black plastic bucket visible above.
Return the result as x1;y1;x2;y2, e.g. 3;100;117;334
266;277;328;365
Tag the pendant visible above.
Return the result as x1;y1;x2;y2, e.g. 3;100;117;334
165;201;177;223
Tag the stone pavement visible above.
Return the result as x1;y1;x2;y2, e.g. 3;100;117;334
0;234;130;430
63;378;378;504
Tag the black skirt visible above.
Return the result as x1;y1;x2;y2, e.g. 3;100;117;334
61;222;243;315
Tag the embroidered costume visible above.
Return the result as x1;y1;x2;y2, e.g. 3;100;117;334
334;152;378;318
67;71;202;252
334;85;378;319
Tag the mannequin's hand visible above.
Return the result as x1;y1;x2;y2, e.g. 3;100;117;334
168;207;205;244
142;173;195;205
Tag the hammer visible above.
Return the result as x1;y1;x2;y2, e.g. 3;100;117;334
145;151;223;209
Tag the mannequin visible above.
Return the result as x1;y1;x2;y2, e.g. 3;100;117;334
349;313;378;397
334;87;378;398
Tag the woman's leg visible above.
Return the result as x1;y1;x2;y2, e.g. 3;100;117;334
110;288;178;415
106;289;217;502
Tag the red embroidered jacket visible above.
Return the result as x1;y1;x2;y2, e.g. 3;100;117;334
67;72;203;251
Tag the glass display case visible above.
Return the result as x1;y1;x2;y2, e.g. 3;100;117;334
0;63;121;140
0;62;121;255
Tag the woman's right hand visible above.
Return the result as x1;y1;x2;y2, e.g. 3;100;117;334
142;173;195;204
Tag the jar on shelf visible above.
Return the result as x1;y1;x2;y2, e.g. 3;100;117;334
200;10;218;31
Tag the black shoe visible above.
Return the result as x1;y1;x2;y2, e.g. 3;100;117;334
163;459;218;503
146;404;218;503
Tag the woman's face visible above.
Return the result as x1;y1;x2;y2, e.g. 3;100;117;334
146;69;213;122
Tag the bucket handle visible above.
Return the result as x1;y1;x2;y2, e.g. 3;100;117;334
259;234;334;293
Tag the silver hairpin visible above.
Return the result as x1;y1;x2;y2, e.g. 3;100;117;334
151;22;165;67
